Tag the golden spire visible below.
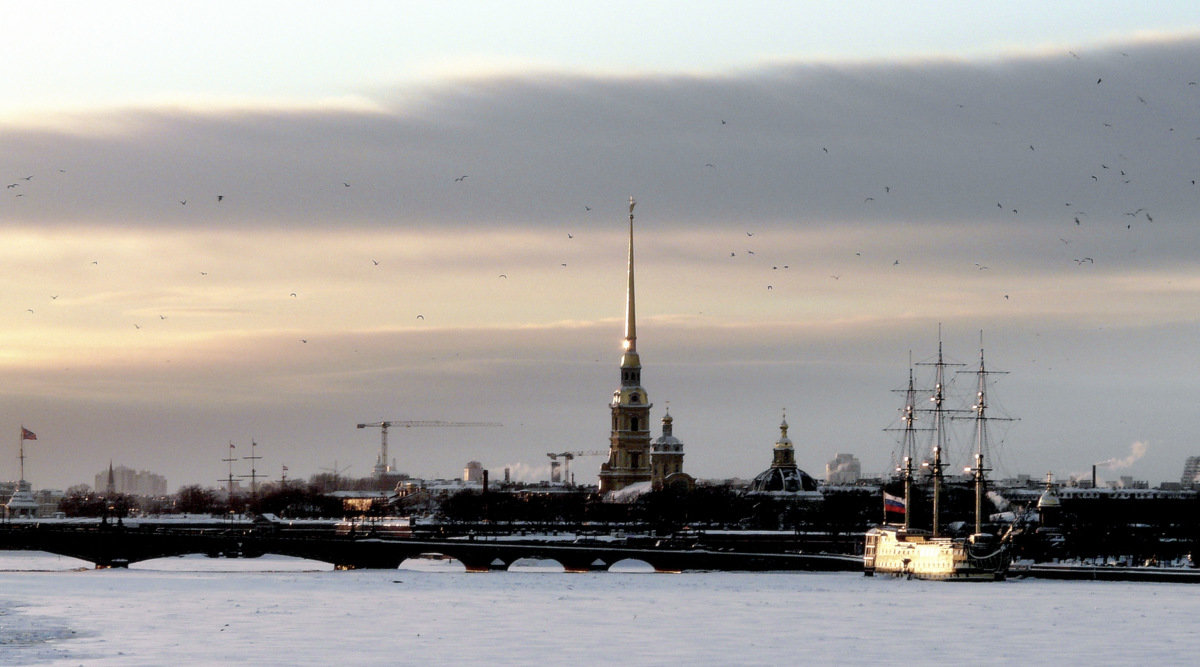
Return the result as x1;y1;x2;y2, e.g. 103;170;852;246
623;196;636;354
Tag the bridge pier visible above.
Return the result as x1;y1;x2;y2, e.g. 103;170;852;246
559;555;608;573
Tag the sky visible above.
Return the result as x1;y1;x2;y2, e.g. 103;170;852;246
3;2;1200;491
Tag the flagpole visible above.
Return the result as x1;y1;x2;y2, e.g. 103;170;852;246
18;425;26;483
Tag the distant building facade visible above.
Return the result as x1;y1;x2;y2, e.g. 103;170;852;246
463;461;484;483
825;453;862;485
1182;456;1200;488
93;465;167;496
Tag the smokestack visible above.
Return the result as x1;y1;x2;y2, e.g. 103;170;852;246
482;469;489;494
1092;464;1096;488
504;467;510;483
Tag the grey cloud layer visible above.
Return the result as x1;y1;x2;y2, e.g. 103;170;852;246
4;38;1197;236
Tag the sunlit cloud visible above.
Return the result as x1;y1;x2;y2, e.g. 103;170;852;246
4;35;1200;488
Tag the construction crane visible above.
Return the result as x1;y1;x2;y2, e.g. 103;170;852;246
546;450;607;485
357;420;501;478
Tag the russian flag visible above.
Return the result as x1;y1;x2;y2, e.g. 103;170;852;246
883;491;906;514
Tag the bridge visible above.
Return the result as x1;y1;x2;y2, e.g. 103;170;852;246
0;521;862;573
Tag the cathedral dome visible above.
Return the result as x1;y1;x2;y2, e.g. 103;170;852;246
749;466;818;493
748;413;818;494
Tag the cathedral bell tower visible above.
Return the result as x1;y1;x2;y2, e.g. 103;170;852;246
599;197;653;493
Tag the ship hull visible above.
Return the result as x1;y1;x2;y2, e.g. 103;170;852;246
863;525;1009;581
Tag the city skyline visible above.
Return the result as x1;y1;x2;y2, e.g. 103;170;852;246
3;6;1200;490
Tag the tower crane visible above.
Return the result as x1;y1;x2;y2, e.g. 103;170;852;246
357;420;501;478
546;450;607;485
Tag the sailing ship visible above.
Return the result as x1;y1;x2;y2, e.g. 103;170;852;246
863;338;1012;581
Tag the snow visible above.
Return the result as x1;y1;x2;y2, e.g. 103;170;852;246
2;551;1198;665
603;481;652;502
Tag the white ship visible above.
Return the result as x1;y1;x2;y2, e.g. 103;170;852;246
863;338;1012;581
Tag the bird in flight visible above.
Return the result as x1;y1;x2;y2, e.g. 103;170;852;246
454;175;468;182
416;314;424;320
372;259;379;266
300;339;307;343
290;293;297;298
217;195;224;202
498;274;507;279
180;200;187;206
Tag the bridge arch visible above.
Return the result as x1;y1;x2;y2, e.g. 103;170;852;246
398;553;467;572
609;558;656;573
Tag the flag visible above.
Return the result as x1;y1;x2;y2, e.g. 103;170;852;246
883;491;906;515
20;427;36;441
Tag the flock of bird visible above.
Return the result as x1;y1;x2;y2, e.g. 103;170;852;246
714;48;1196;297
5;45;1198;343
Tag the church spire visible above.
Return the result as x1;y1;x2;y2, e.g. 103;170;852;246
600;196;653;493
622;196;638;365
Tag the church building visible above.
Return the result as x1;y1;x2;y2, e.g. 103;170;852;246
598;198;654;493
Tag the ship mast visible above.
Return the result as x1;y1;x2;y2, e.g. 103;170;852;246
929;342;946;538
959;335;1011;536
899;366;917;532
915;330;963;538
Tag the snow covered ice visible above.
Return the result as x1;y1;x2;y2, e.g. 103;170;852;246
1;551;1197;665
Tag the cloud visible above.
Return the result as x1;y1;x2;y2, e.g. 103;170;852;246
3;36;1199;237
5;36;1200;489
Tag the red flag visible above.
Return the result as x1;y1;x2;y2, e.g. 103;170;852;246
20;427;36;441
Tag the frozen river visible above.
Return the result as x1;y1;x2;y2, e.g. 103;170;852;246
1;551;1196;665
